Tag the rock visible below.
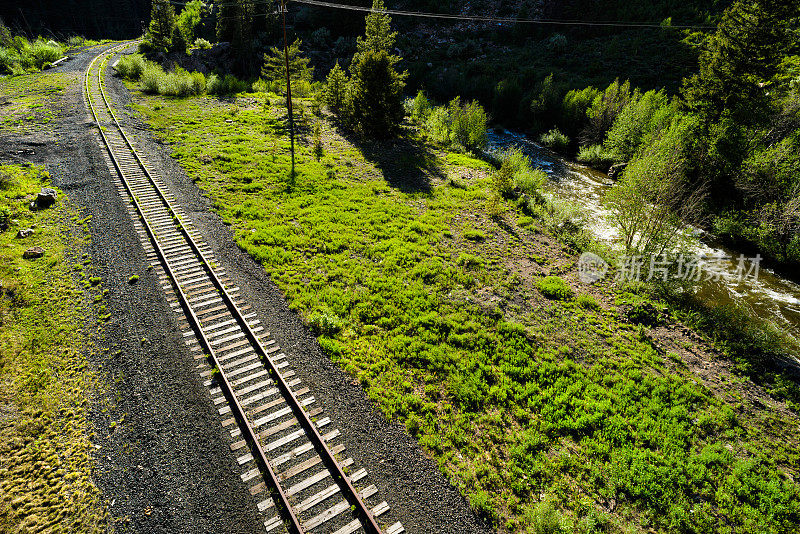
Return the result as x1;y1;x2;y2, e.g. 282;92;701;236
608;162;627;179
17;228;34;238
23;247;45;259
37;188;58;209
29;201;38;211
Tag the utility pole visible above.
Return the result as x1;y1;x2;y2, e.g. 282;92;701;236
280;0;295;177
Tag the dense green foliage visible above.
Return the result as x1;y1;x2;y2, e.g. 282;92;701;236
408;92;488;152
117;54;247;96
0;27;64;75
145;0;176;53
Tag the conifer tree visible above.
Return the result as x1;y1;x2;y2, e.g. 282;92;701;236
324;61;347;120
345;0;407;138
261;39;313;87
147;0;176;52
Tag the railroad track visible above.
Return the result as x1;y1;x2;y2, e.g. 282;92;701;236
84;43;405;534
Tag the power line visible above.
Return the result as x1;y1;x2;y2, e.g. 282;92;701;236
289;0;717;29
164;0;716;30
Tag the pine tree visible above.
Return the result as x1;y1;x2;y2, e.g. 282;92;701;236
324;61;347;119
345;0;406;138
147;0;176;53
261;39;313;87
682;0;800;126
355;0;396;56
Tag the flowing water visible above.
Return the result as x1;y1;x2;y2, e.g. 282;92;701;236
487;130;800;350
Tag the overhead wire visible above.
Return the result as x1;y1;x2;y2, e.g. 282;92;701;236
165;0;716;29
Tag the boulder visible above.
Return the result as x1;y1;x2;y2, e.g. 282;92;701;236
23;247;45;259
608;163;627;179
37;188;58;209
17;228;34;238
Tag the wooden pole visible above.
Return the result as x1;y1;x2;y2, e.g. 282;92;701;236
280;0;295;177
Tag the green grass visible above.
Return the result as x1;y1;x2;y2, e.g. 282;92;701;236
0;72;74;133
0;164;107;532
131;91;800;533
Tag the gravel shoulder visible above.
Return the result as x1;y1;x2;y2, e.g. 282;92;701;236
104;46;492;534
1;44;264;533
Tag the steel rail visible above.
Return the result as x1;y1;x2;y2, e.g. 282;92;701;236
85;44;384;534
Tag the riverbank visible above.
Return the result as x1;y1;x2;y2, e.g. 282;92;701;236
125;79;800;532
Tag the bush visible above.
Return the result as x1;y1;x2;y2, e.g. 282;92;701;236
537;276;574;300
582;78;634;146
424;106;451;145
604;89;676;162
577;144;616;171
493;147;546;201
0;36;65;74
29;40;63;68
114;54;146;80
252;78;269;93
539;128;570;153
576;294;600;310
451;99;488;152
140;62;163;94
193;38;212;49
207;73;248;95
408;90;431;122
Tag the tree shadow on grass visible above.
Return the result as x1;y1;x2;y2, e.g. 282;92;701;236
340;128;446;195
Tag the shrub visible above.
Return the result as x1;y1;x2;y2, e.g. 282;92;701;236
582;78;634;146
576;294;600;310
193;38;212;49
451;99;488;152
29;40;63;68
252;78;269;93
114;54;146;80
577;144;616;170
604;89;676;162
424;106;451;145
492;160;515;198
493;147;546;200
408;90;431;122
562;86;601;137
539;128;570;153
140;62;163;94
537;276;574;300
604;113;705;255
207;73;248;95
307;311;345;336
525;501;569;534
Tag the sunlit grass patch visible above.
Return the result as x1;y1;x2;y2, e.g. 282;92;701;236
0;164;107;532
0;72;74;133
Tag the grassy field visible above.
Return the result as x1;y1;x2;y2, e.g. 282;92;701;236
0;164;107;533
131;91;800;533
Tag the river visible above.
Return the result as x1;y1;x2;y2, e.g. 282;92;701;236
487;130;800;351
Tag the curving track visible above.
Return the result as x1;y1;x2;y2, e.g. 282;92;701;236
84;43;405;534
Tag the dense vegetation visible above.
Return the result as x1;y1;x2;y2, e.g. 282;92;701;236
0;25;64;75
